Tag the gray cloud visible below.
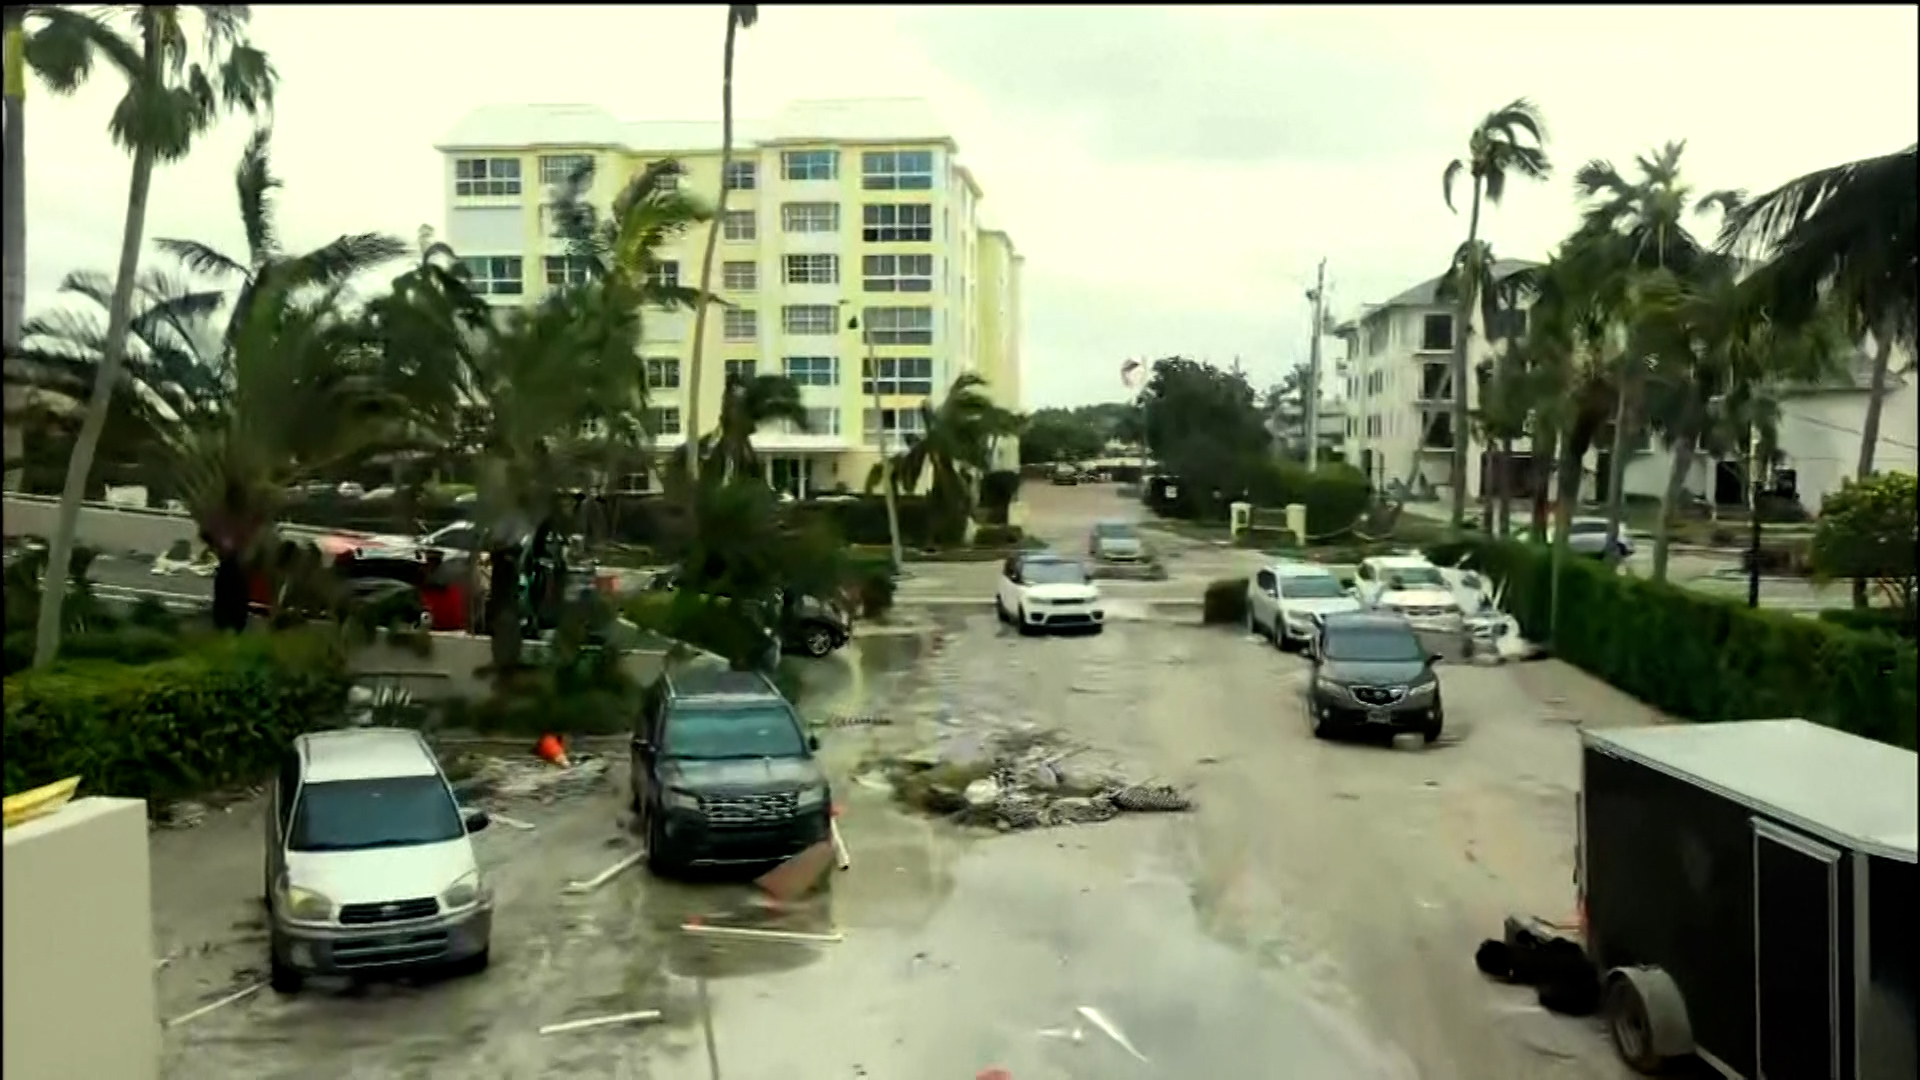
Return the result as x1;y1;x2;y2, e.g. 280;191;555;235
900;7;1455;166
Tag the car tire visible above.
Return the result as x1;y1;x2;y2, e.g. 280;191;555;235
1310;700;1335;740
1423;716;1444;744
448;947;490;978
646;808;680;878
800;624;837;658
994;596;1008;624
1016;606;1036;636
269;950;303;995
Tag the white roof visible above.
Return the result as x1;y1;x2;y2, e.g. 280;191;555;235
438;97;956;154
1369;554;1435;568
298;729;439;784
1586;719;1919;862
1272;562;1337;577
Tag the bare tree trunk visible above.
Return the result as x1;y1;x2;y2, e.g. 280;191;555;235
683;13;743;484
1850;323;1896;608
1494;437;1515;537
1449;187;1485;528
1600;370;1634;562
1549;431;1584;641
1528;423;1557;541
2;15;26;492
32;133;158;667
1650;419;1697;583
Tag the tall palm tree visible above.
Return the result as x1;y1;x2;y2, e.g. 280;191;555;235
1440;97;1551;528
865;373;1008;544
684;3;760;483
3;11;27;488
1434;240;1533;533
702;371;807;483
30;4;275;668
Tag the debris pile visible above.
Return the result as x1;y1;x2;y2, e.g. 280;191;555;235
453;752;609;807
877;732;1193;832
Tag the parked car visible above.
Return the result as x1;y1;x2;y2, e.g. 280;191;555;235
995;551;1104;634
1245;562;1363;650
1518;516;1634;559
629;667;833;873
1049;463;1081;486
1086;519;1150;563
263;728;493;993
643;567;852;658
1304;612;1445;743
1353;555;1464;634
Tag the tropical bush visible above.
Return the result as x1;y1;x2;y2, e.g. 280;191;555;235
2;630;350;801
1433;538;1917;749
1810;471;1918;614
1201;577;1249;625
971;524;1024;548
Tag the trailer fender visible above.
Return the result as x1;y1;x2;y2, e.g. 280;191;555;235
1605;965;1695;1064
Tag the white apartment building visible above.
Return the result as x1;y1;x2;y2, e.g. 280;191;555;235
433;97;1023;496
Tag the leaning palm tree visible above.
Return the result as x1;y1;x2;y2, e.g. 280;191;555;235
30;4;275;668
701;372;807;483
1440;97;1551;528
550;158;711;309
3;11;29;487
684;3;761;483
15;267;224;423
865;373;1007;544
1434;239;1534;533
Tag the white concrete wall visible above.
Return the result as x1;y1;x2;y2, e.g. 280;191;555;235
4;797;160;1080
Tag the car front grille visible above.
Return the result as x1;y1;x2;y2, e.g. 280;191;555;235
338;897;440;925
1351;686;1407;707
1397;606;1455;618
705;791;800;826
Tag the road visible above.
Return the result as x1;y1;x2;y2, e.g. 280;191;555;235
153;483;1663;1078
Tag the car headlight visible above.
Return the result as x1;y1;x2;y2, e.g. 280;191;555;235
664;788;701;811
278;880;334;923
442;870;491;910
794;785;828;810
1314;676;1348;698
1406;682;1437;698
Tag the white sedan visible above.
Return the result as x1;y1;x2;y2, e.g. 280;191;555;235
1354;556;1465;634
1245;563;1363;650
995;552;1105;634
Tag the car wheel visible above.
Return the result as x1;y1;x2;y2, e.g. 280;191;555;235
269;950;303;995
994;596;1008;624
448;947;490;978
1309;700;1334;740
801;625;836;658
646;809;680;878
1016;605;1037;635
1423;715;1444;744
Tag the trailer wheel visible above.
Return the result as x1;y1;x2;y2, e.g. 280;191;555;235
1604;966;1694;1073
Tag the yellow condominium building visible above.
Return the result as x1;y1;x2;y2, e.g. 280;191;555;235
434;97;1024;496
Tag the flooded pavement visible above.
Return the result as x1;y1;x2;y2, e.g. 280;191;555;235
154;577;1654;1079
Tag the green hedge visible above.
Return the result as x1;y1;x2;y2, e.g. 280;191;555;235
1432;538;1918;750
1817;607;1917;640
3;630;350;801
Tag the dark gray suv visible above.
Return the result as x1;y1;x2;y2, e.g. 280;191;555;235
630;667;832;873
1306;613;1445;742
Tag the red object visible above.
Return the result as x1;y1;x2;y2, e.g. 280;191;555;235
420;577;467;631
977;1070;1013;1080
535;734;567;765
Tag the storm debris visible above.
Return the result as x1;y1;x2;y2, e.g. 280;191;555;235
877;732;1194;832
453;753;609;807
538;1010;664;1036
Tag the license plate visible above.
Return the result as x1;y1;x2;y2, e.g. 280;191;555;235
1366;709;1391;724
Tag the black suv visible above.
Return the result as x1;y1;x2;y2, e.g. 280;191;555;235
1305;612;1445;743
645;568;852;659
630;667;833;872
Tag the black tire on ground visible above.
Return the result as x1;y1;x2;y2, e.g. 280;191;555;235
269;952;303;995
1423;707;1444;744
646;809;680;878
801;624;836;658
1310;702;1335;740
1605;967;1691;1074
448;947;490;978
1016;608;1036;636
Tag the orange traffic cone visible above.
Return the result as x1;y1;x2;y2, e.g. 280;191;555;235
535;733;570;768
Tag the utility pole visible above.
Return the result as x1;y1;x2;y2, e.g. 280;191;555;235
1305;258;1328;471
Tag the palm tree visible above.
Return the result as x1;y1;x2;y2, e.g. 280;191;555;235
549;158;710;309
30;4;275;668
16;267;223;422
684;3;760;483
1440;98;1551;528
3;11;28;488
702;372;808;483
1434;240;1533;533
865;373;1008;545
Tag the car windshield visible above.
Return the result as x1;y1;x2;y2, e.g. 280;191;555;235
663;703;807;760
1093;523;1137;540
1024;560;1089;585
1380;565;1444;588
1324;625;1426;663
289;776;464;853
1283;575;1345;599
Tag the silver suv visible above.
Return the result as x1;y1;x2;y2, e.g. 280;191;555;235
263;728;493;993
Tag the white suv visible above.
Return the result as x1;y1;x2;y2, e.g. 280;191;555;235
1245;562;1364;650
995;552;1105;634
263;728;494;993
1354;555;1464;633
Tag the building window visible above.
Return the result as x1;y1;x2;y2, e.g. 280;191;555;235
1420;363;1451;401
859;306;933;346
804;407;841;435
861;253;934;293
724;359;757;383
722;261;758;292
459;256;524;296
780;202;840;234
1487;307;1528;342
723;308;758;341
781;149;839;181
784;253;840;286
861;356;934;396
1421;411;1455;450
863;406;928;439
454;157;522;198
644;261;680;290
543;255;593;289
722;211;757;241
862;203;934;243
861;150;934;191
782;356;838;387
1421;313;1453;352
538;154;592;187
645;358;681;390
723;160;757;192
647;407;683;437
782;304;837;335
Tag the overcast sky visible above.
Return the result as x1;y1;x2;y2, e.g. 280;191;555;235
18;4;1919;408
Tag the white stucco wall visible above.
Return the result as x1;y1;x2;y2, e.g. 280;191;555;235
1776;381;1918;511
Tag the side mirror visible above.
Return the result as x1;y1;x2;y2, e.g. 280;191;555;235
463;809;491;834
807;734;821;752
1427;653;1446;667
632;737;656;759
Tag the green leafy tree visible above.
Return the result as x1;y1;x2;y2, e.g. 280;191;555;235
1810;471;1917;615
1018;407;1107;465
1139;357;1271;518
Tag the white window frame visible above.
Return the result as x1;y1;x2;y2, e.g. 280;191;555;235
454;157;522;199
782;356;838;387
723;160;758;192
781;149;839;181
783;254;840;286
801;407;841;435
861;253;933;293
722;261;758;292
782;304;837;336
538;154;593;187
862;203;934;242
543;255;592;289
863;406;928;439
723;359;758;384
460;255;524;296
644;261;681;290
780;202;840;234
722;211;757;242
647;406;683;437
861;150;934;191
723;308;758;342
860;306;933;346
861;355;934;396
645;358;682;390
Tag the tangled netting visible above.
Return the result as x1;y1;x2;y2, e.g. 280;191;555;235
974;780;1193;832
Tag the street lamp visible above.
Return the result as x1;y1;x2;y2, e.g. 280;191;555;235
843;301;905;571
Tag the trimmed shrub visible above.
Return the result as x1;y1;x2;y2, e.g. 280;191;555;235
972;524;1024;548
1431;538;1918;749
1818;608;1917;640
1202;577;1248;625
3;630;350;801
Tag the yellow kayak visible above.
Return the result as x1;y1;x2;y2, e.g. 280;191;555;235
3;776;81;829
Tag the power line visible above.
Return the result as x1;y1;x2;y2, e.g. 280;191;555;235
1778;409;1920;454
